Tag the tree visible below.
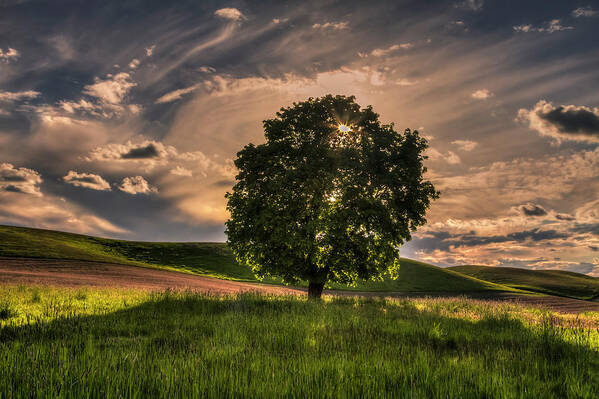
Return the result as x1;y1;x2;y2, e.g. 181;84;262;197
225;95;438;299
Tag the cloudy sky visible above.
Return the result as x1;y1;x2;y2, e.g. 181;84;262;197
1;0;599;275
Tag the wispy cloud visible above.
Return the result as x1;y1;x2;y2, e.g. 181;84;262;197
514;19;574;33
312;21;348;30
426;149;461;164
170;166;193;177
155;84;202;104
83;72;136;104
455;0;484;11
370;43;413;57
572;6;597;18
451;140;478;151
0;90;40;102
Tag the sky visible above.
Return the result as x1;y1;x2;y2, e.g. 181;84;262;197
1;0;599;275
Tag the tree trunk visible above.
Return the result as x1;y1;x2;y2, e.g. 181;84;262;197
308;281;325;299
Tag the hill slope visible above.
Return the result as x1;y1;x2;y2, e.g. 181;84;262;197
450;265;599;300
0;224;511;292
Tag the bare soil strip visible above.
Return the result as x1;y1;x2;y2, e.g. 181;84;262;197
1;257;598;314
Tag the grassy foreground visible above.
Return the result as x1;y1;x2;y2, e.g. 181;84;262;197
0;224;510;292
1;286;598;398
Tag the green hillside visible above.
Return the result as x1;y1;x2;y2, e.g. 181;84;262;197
0;224;512;292
450;265;599;300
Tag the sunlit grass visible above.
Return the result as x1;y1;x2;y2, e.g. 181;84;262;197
1;285;598;398
0;224;516;292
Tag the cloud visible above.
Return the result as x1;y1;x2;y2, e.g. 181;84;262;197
198;66;216;73
0;191;127;236
118;176;157;194
83;72;136;104
455;0;483;11
214;8;245;21
556;213;576;221
396;78;419;86
451;140;478;151
155;84;202;104
471;89;493;100
128;58;140;69
0;90;40;102
572;7;597;17
513;25;533;33
312;21;348;30
85;140;174;166
58;99;96;113
272;18;289;24
0;163;42;196
170;166;193;177
63;170;111;191
427;149;461;164
121;143;161;159
448;20;468;32
519;203;548;217
516;100;599;143
370;43;413;57
0;47;19;62
513;19;574;33
145;45;156;56
84;139;234;179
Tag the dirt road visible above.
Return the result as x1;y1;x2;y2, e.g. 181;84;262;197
2;257;598;314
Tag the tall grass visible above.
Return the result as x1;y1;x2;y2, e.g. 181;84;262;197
1;286;598;398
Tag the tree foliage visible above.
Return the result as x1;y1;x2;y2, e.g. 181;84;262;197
225;95;438;298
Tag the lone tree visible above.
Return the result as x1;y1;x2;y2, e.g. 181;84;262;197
225;95;438;299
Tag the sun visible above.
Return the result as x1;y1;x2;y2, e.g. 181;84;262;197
338;124;352;133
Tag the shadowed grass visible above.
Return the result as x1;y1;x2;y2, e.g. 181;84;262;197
1;286;598;398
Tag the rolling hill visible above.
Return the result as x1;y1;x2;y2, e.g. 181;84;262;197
0;224;511;293
450;265;599;300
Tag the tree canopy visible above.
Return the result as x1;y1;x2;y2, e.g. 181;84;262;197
225;95;438;298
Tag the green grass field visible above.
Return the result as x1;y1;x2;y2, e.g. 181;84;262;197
0;286;598;398
450;265;599;301
0;224;511;293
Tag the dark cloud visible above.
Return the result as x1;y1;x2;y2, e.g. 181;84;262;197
505;229;568;243
556;213;575;221
411;228;569;252
540;105;599;136
0;174;26;182
121;144;160;159
212;179;235;187
570;223;599;236
518;100;599;143
2;184;25;193
520;203;547;217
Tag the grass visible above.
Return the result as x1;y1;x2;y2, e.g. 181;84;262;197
0;224;514;293
0;285;598;398
450;265;599;301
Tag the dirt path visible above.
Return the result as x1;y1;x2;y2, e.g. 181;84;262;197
2;257;598;314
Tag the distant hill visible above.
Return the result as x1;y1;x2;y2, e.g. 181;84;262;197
450;265;599;300
0;224;514;293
